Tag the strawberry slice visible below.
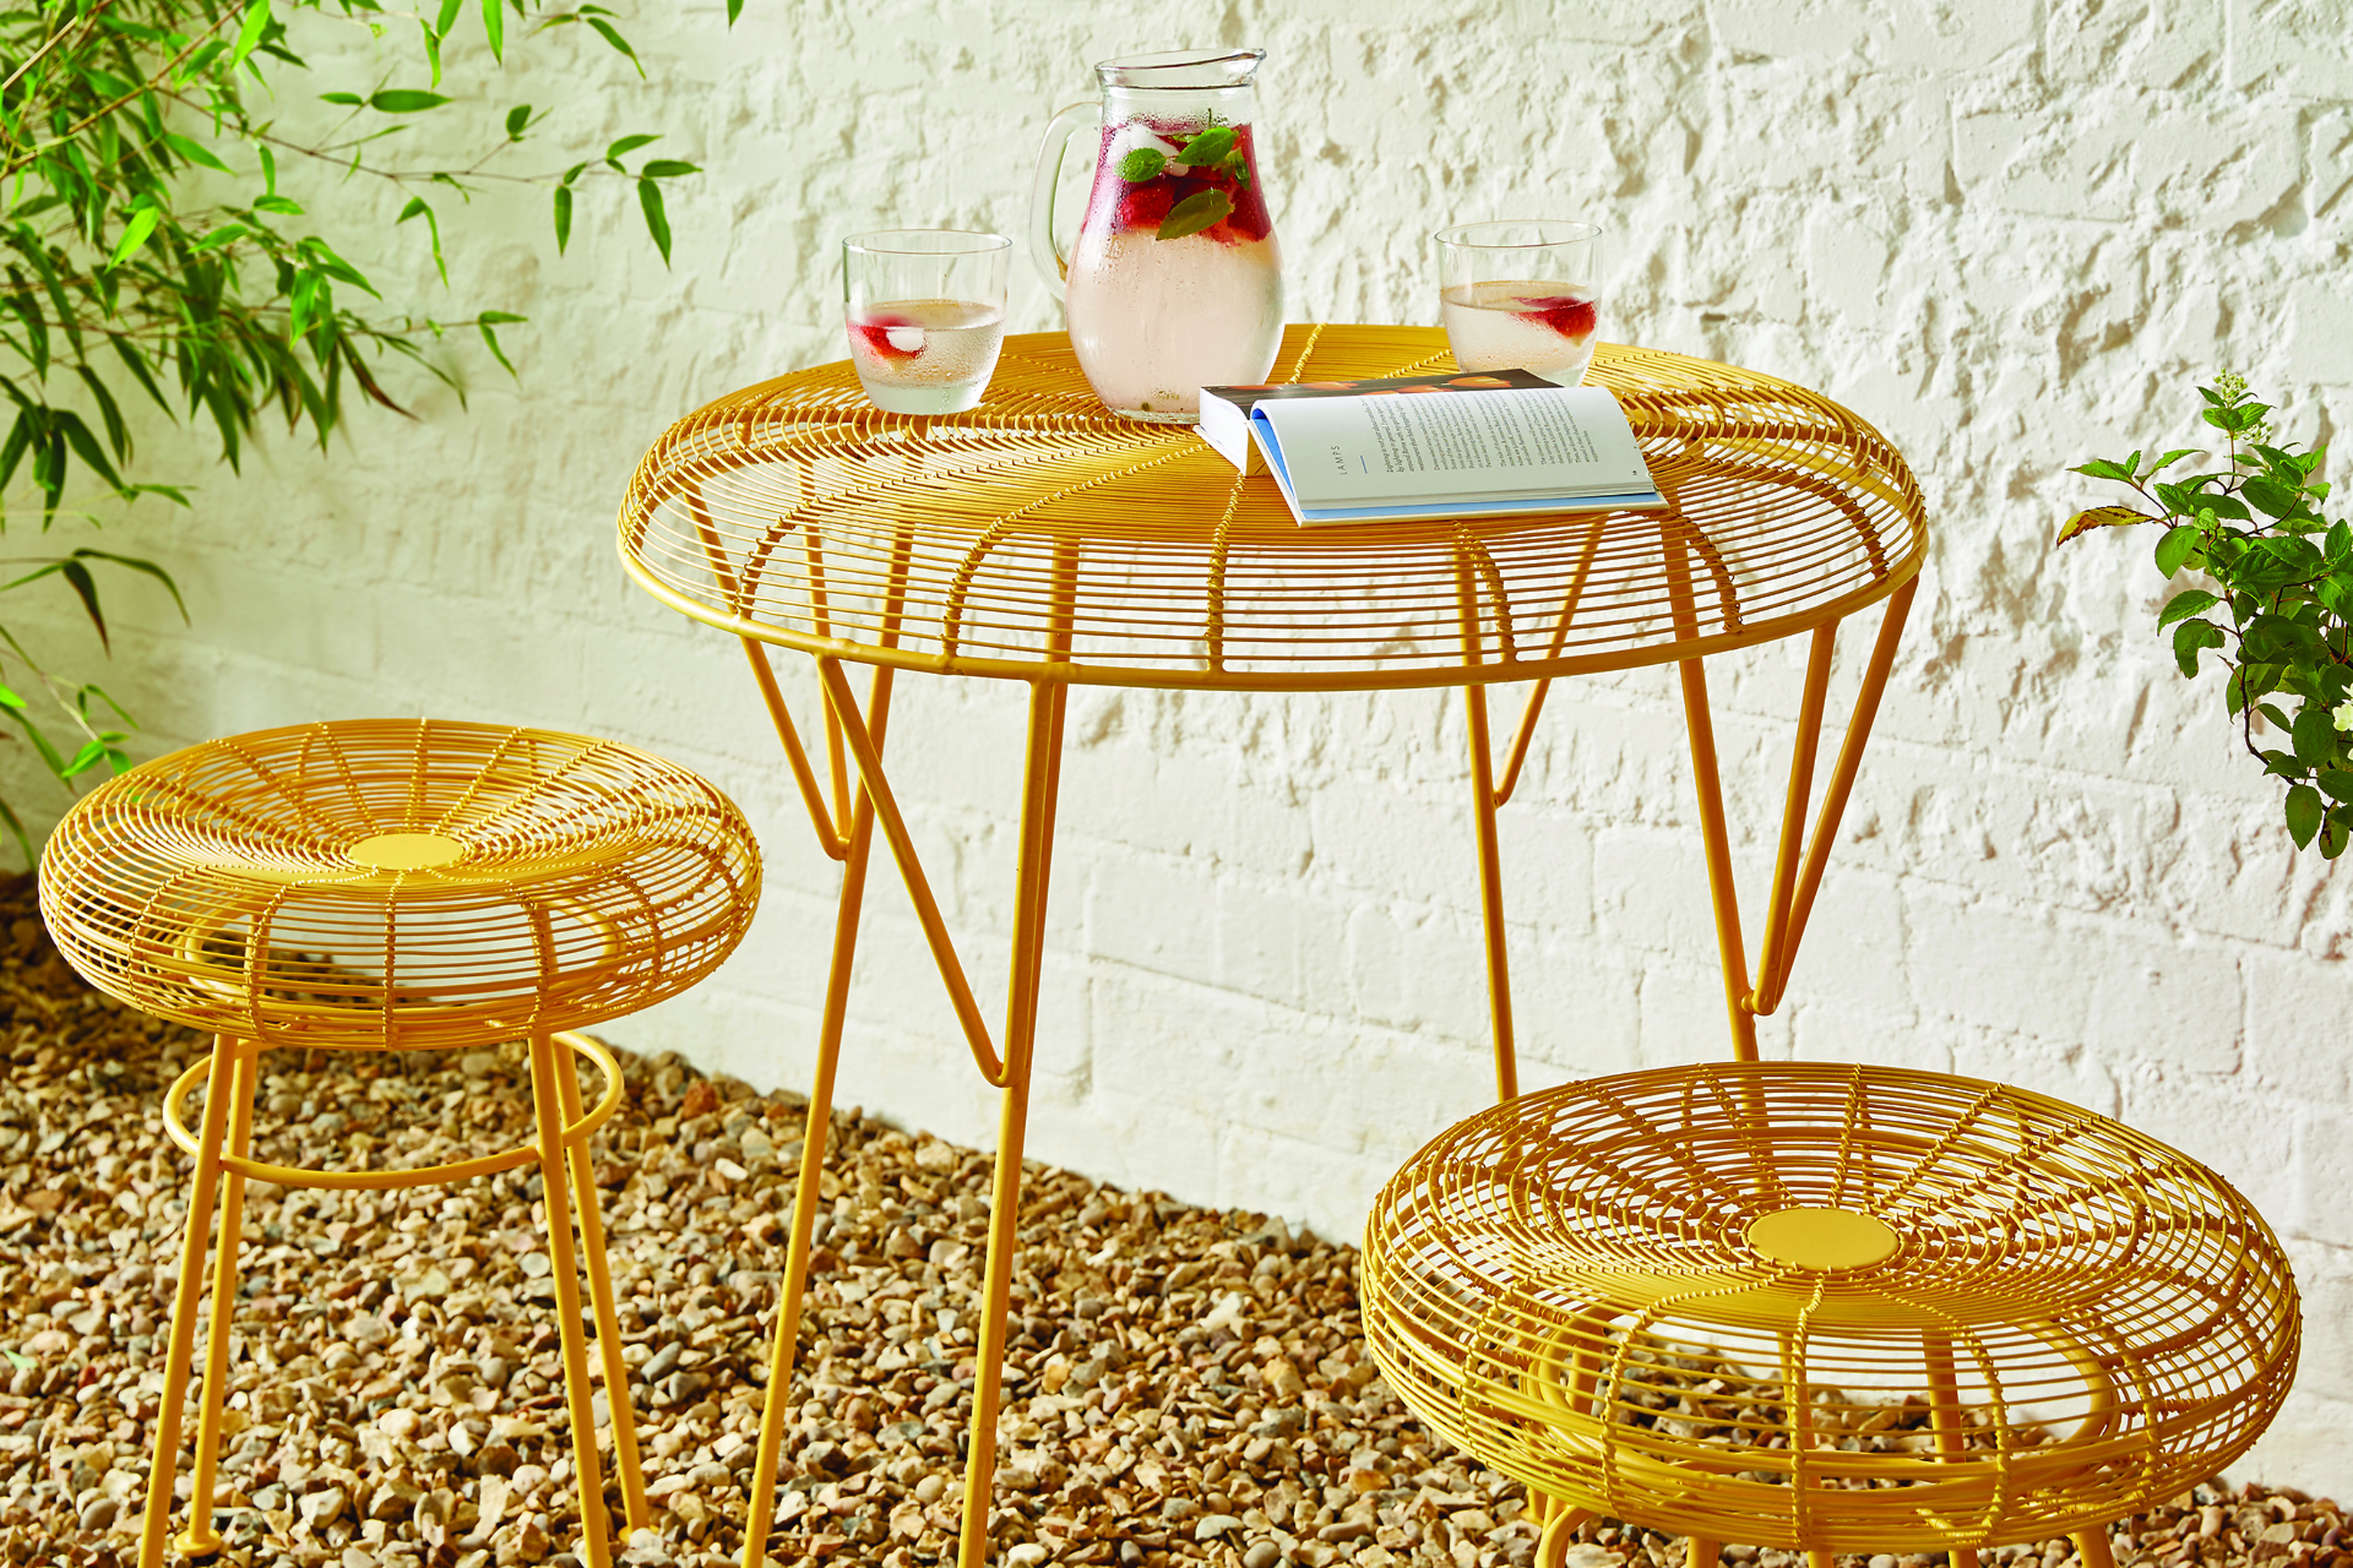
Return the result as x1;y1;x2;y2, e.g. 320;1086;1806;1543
852;314;924;362
1516;294;1598;339
1116;181;1174;232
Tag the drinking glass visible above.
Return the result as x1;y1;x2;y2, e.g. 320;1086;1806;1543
1434;221;1604;385
843;230;1012;414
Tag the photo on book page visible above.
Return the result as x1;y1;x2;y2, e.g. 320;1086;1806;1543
1247;383;1667;527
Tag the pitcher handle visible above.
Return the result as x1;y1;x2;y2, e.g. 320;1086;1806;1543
1029;100;1099;294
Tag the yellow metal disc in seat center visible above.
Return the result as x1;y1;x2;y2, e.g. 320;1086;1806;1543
346;831;466;870
1745;1205;1899;1270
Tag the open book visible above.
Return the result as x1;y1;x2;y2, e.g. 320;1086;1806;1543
1243;382;1667;526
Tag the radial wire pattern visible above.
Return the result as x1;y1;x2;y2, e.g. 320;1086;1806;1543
38;719;762;1049
1360;1062;2300;1555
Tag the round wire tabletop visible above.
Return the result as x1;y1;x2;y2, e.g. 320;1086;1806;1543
619;326;1928;691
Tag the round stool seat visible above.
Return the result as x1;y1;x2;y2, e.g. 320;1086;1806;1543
1361;1062;2299;1556
39;718;760;1050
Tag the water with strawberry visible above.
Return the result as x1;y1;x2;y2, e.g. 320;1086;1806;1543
1440;281;1601;385
1032;49;1284;423
845;300;1008;415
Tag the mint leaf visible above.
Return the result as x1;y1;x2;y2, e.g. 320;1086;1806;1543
1117;147;1165;182
1178;126;1236;167
1155;188;1231;241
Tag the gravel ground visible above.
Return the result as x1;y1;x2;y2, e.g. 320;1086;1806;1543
0;874;2339;1568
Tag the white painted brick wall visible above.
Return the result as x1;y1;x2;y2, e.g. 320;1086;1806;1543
4;0;2347;1492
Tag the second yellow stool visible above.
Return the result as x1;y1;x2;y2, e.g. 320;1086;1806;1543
38;719;762;1568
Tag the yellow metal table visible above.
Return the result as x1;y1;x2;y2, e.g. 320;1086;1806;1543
615;324;1929;1568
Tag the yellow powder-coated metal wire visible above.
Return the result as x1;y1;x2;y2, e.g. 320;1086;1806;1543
37;718;764;1568
39;717;761;1049
1361;1061;2302;1561
619;326;1927;691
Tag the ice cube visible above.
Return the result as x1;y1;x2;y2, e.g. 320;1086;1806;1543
885;326;925;355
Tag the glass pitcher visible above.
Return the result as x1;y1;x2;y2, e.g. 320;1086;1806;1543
1029;47;1284;424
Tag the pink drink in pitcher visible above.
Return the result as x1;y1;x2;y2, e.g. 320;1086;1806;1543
1032;49;1285;424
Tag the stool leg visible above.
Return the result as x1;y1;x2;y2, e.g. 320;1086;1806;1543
530;1030;618;1568
555;1034;650;1530
139;1036;243;1568
2073;1525;2119;1568
1535;1504;1594;1568
176;1037;257;1556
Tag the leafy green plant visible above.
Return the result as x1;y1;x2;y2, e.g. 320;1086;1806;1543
0;0;725;858
2060;373;2353;856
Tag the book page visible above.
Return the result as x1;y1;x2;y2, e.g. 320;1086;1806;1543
1254;386;1652;506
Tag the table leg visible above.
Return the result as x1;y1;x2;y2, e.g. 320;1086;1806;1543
740;657;894;1568
740;789;881;1567
1674;578;1918;1060
957;679;1068;1568
1464;683;1520;1102
802;660;1070;1568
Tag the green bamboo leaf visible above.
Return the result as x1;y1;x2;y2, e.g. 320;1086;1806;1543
72;549;187;621
605;133;659;168
228;0;271;72
107;203;161;267
584;16;643;76
553;183;573;252
482;0;504;59
369;90;450;114
420;18;443;87
637;176;671;266
398;197;446;286
479;316;518;377
73;368;129;463
727;0;743;21
59;560;107;651
505;104;533;140
54;412;125;495
638;160;699;179
162;133;232;174
435;0;464;33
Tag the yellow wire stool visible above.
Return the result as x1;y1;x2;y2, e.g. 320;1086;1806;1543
37;718;762;1568
1360;1061;2301;1568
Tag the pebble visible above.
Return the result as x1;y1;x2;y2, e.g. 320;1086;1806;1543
0;871;2330;1568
